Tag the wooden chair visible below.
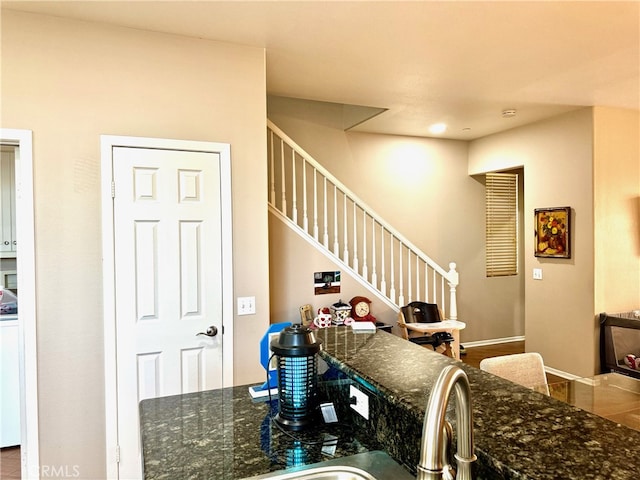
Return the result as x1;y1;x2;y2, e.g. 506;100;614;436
397;302;454;357
479;352;549;395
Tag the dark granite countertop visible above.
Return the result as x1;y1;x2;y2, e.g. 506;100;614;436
141;327;640;479
315;327;640;480
140;378;381;479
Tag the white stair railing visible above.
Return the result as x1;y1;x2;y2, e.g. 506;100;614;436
267;120;459;319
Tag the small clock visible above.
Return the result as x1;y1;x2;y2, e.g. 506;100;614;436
349;296;376;322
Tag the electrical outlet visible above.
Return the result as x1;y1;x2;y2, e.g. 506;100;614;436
237;296;256;315
533;268;543;280
349;385;369;420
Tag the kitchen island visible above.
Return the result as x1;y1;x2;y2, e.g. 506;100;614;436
139;383;380;479
141;327;640;479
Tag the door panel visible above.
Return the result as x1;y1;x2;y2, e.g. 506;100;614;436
112;146;224;478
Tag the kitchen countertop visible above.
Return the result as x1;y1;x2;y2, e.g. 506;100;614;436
140;377;380;479
141;327;640;479
314;327;640;479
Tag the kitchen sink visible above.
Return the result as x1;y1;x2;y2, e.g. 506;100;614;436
242;465;375;480
240;451;413;480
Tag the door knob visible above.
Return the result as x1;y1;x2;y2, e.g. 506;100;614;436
196;326;218;337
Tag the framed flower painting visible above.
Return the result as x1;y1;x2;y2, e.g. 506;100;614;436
534;207;571;258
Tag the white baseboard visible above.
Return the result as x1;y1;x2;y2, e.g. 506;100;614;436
544;366;582;381
462;336;525;348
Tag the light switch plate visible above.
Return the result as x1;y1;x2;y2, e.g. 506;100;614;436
533;268;543;280
237;296;256;315
349;385;369;420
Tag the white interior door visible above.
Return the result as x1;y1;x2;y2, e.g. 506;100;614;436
110;144;230;479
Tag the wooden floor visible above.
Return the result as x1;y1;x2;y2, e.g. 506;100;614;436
0;446;20;480
460;340;525;369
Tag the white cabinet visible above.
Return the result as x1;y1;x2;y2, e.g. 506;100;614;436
0;149;16;258
1;319;20;447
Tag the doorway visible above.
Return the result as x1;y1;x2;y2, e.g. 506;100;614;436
0;129;39;480
101;135;234;479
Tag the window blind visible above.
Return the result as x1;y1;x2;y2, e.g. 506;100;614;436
486;172;518;277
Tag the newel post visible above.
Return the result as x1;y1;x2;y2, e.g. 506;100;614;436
447;262;459;320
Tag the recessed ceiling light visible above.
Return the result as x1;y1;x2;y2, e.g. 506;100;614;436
429;123;447;135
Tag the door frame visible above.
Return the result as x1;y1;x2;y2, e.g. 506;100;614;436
0;128;39;479
101;135;234;478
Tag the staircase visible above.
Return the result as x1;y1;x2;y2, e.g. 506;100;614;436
267;120;459;319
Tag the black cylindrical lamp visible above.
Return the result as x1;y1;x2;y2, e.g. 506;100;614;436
270;324;322;431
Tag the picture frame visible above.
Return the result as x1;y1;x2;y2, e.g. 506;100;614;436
299;304;313;326
534;207;571;258
314;270;341;295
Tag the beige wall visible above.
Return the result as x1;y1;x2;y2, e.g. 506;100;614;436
269;213;399;327
268;113;526;343
2;10;269;478
469;108;597;376
269;103;638;378
593;107;640;313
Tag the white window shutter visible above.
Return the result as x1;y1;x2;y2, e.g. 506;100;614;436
486;173;518;277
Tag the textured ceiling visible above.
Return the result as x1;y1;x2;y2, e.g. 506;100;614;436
3;1;639;139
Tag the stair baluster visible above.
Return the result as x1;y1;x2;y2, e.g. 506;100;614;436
267;120;459;319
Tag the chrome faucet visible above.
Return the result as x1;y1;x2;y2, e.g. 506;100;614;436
417;365;477;480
